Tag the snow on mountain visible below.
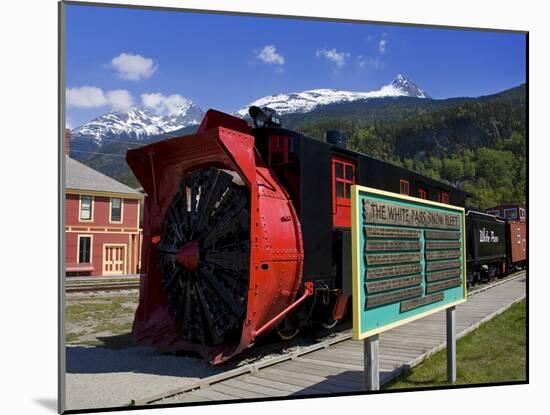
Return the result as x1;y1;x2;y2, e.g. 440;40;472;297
71;101;204;144
71;75;428;145
237;74;430;116
388;74;430;99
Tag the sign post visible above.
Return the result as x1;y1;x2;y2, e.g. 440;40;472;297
351;186;467;390
446;306;456;382
364;335;379;391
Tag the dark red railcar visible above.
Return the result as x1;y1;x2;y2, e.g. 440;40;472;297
506;220;527;268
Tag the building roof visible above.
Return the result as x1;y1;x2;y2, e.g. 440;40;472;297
487;204;525;210
65;156;142;197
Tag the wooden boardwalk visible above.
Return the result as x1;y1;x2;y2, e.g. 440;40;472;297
157;274;526;404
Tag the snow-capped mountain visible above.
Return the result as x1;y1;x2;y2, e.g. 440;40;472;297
71;75;428;146
389;74;430;99
71;101;204;144
237;74;430;116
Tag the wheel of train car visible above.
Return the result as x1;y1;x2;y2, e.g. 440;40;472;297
320;319;339;330
276;315;301;340
156;167;251;347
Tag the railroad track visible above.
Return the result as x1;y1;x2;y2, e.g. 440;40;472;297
65;281;140;293
131;269;526;406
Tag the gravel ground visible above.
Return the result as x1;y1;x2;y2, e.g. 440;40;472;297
65;290;138;346
64;289;226;410
65;345;224;411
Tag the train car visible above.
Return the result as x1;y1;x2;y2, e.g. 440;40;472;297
465;210;507;285
486;204;526;222
505;220;527;270
485;204;527;272
126;107;468;364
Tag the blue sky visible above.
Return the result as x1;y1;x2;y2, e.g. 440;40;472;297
65;4;526;128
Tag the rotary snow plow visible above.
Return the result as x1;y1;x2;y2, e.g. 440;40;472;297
126;110;306;364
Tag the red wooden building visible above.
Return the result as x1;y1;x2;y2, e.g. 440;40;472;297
65;133;144;276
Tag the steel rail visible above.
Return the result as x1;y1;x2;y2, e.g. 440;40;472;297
66;282;140;293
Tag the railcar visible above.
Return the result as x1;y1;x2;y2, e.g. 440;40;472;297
484;205;527;271
465;211;507;285
126;107;468;364
505;220;527;270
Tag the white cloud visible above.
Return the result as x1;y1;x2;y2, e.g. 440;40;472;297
357;56;384;70
316;48;349;68
141;93;190;115
66;86;134;111
66;86;107;108
379;39;387;54
105;89;134;111
256;45;285;65
110;53;157;81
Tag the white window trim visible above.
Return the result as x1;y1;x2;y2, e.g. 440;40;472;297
109;197;124;224
77;234;93;264
504;208;518;219
78;195;94;223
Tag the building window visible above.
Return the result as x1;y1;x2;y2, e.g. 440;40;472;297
504;208;518;220
78;236;91;263
487;210;500;217
519;208;526;219
333;159;355;200
517;228;521;244
438;191;450;204
80;195;93;221
400;180;410;195
110;198;122;222
418;187;427;200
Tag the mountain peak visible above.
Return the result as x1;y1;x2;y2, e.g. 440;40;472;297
71;99;204;144
237;75;430;116
389;74;430;99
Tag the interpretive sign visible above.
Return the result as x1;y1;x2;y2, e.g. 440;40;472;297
351;186;467;340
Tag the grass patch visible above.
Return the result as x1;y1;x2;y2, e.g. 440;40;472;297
66;301;134;323
65;292;138;346
65;332;81;343
385;300;526;389
92;321;133;334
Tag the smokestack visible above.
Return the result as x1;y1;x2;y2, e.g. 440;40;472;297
325;130;348;148
65;128;70;156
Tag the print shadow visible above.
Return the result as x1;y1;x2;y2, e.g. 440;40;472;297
65;344;226;377
65;323;354;377
286;368;400;397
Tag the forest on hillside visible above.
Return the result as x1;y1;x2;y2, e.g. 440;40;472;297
295;85;526;210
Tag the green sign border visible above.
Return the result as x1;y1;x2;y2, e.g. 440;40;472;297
351;185;467;340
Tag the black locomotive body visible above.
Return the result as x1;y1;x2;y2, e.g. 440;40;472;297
253;125;468;327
